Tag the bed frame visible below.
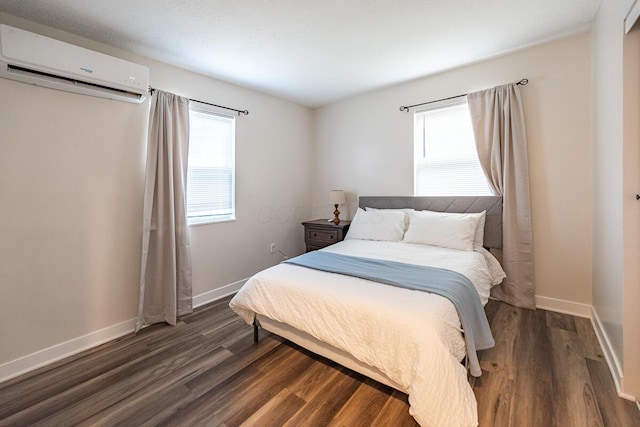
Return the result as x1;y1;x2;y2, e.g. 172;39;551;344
253;195;503;391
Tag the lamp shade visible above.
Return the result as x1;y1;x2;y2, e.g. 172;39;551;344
329;190;346;205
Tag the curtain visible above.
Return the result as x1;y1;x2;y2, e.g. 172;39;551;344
467;83;535;309
136;90;193;332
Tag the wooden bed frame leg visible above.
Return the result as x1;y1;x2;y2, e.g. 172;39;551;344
253;318;259;343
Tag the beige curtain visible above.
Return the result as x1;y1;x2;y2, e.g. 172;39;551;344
136;90;193;331
467;83;535;309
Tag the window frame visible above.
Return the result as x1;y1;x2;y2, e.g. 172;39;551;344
186;103;236;226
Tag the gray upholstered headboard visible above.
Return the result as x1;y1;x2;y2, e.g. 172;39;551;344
358;196;503;249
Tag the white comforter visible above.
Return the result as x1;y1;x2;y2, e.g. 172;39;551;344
229;239;505;427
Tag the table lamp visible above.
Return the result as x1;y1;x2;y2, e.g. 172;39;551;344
329;190;346;224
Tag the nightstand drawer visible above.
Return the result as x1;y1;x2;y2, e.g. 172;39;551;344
306;228;338;244
302;219;351;252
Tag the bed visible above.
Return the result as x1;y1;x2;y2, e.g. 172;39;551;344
229;196;505;427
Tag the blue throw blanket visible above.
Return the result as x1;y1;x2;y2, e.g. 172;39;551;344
284;251;493;377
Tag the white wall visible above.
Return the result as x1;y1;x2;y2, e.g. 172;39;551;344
0;13;313;372
314;33;593;308
591;0;640;399
592;0;640;399
592;0;625;383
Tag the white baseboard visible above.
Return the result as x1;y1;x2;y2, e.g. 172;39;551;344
535;295;592;318
590;307;637;402
0;279;247;385
0;317;137;384
193;278;247;308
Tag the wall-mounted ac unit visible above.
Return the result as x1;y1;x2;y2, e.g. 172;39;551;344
0;24;149;104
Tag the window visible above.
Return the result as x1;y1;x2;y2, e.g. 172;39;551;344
413;98;494;196
187;106;235;225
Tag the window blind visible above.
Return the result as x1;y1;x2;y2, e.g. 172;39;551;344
187;109;235;224
414;99;494;197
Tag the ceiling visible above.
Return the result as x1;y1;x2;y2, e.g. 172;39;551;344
0;0;602;108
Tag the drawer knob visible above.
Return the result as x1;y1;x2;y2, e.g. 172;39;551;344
313;233;317;237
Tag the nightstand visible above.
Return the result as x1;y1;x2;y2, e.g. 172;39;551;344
302;219;351;252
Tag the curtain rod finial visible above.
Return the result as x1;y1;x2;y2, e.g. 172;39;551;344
518;78;529;86
400;106;409;112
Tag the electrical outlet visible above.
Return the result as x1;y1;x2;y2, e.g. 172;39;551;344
270;243;276;253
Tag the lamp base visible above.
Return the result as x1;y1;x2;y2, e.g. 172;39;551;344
332;205;341;225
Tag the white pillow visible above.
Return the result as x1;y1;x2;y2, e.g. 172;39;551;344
402;210;483;251
364;207;414;232
472;211;487;250
345;208;407;242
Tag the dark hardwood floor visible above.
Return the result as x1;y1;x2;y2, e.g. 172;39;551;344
1;295;639;426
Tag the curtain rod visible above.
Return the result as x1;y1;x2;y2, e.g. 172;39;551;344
399;78;528;113
148;87;249;116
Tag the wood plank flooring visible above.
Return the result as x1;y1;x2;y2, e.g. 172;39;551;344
1;296;639;426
